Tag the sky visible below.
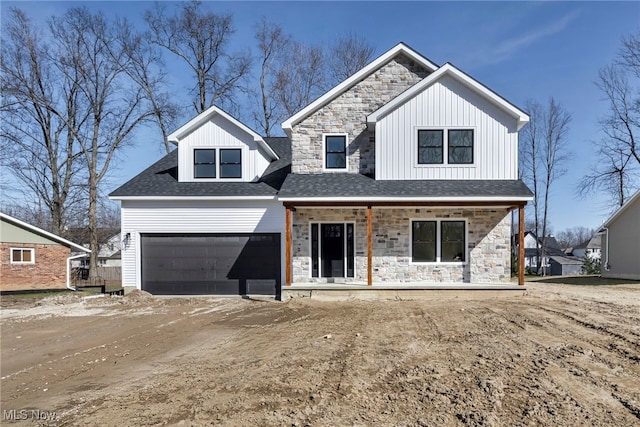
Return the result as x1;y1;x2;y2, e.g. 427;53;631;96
2;1;639;233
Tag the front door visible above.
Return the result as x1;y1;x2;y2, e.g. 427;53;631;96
321;224;344;277
311;223;355;279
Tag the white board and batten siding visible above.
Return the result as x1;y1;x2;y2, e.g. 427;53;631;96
375;75;520;180
177;115;271;183
120;200;285;289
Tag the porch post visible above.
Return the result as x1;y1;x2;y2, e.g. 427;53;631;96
518;204;525;286
367;205;372;286
285;205;292;286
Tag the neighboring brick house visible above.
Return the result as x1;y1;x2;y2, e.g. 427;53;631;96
0;212;90;292
110;43;532;297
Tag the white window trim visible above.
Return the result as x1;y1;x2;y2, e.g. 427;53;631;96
10;247;35;264
322;133;349;172
192;147;245;182
309;221;356;279
415;126;476;167
409;218;468;265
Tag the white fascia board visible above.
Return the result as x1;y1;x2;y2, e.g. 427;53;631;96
167;105;279;160
367;63;530;131
602;188;640;227
281;43;439;132
0;212;91;253
108;195;279;201
278;195;533;203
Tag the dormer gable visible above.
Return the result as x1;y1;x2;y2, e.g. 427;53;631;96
170;106;279;183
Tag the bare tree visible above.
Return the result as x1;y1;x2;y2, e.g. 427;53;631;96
579;32;640;207
1;8;86;235
42;7;157;278
274;41;326;117
556;226;596;249
521;98;570;275
145;1;251;114
327;33;375;87
253;18;291;137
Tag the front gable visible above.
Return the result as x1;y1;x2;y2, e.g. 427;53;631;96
369;67;528;180
171;106;278;183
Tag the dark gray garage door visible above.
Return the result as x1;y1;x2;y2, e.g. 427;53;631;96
141;233;280;296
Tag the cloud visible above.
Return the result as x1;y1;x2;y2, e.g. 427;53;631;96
460;10;580;69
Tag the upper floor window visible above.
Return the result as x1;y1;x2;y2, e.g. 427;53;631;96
194;149;216;178
324;135;347;170
412;220;466;263
417;129;474;165
193;148;242;179
11;248;34;264
220;149;242;178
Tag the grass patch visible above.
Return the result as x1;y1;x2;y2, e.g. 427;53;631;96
525;275;640;286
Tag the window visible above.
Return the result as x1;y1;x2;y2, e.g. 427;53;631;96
193;148;242;179
220;149;241;178
11;248;34;264
417;129;474;165
325;135;347;169
418;130;443;164
194;149;216;178
412;220;466;263
448;130;473;164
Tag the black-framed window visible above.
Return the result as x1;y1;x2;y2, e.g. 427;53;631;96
325;135;347;169
194;149;216;178
448;129;474;164
412;221;436;262
418;130;443;164
412;220;466;262
220;149;242;178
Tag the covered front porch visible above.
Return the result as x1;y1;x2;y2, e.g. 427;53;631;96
283;201;527;290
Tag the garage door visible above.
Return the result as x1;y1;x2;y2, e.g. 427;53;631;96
141;233;280;296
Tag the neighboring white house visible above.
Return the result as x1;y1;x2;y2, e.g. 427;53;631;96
110;43;533;297
571;234;601;261
72;232;122;268
600;190;640;280
522;231;564;274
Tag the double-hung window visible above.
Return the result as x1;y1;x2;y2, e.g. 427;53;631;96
324;135;347;170
412;220;466;263
193;148;242;179
417;129;474;165
11;248;34;264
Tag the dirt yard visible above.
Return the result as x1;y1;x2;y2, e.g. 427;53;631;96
1;283;639;426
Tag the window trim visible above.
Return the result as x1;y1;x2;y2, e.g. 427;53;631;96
219;148;242;179
309;221;356;278
410;219;468;264
10;247;35;264
416;127;475;167
192;147;244;181
322;133;349;171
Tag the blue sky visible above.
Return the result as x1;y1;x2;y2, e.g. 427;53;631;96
3;1;639;233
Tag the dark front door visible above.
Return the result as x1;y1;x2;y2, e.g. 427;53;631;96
140;233;280;296
321;224;344;277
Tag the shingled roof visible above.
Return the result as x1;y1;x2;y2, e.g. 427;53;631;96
278;173;533;200
109;137;290;198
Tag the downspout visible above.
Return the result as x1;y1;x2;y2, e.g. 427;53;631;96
67;253;89;290
602;228;610;271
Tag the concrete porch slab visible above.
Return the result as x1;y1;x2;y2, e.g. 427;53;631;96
281;283;527;301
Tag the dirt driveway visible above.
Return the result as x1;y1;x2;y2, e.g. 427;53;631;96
1;283;639;426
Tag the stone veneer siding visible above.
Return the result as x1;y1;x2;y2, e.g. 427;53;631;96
0;243;70;291
291;208;512;284
290;53;431;175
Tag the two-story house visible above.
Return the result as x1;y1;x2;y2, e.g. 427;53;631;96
110;43;532;298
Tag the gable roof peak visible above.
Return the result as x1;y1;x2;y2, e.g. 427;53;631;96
167;105;278;161
281;42;439;133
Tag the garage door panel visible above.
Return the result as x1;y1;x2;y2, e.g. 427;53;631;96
141;233;280;296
